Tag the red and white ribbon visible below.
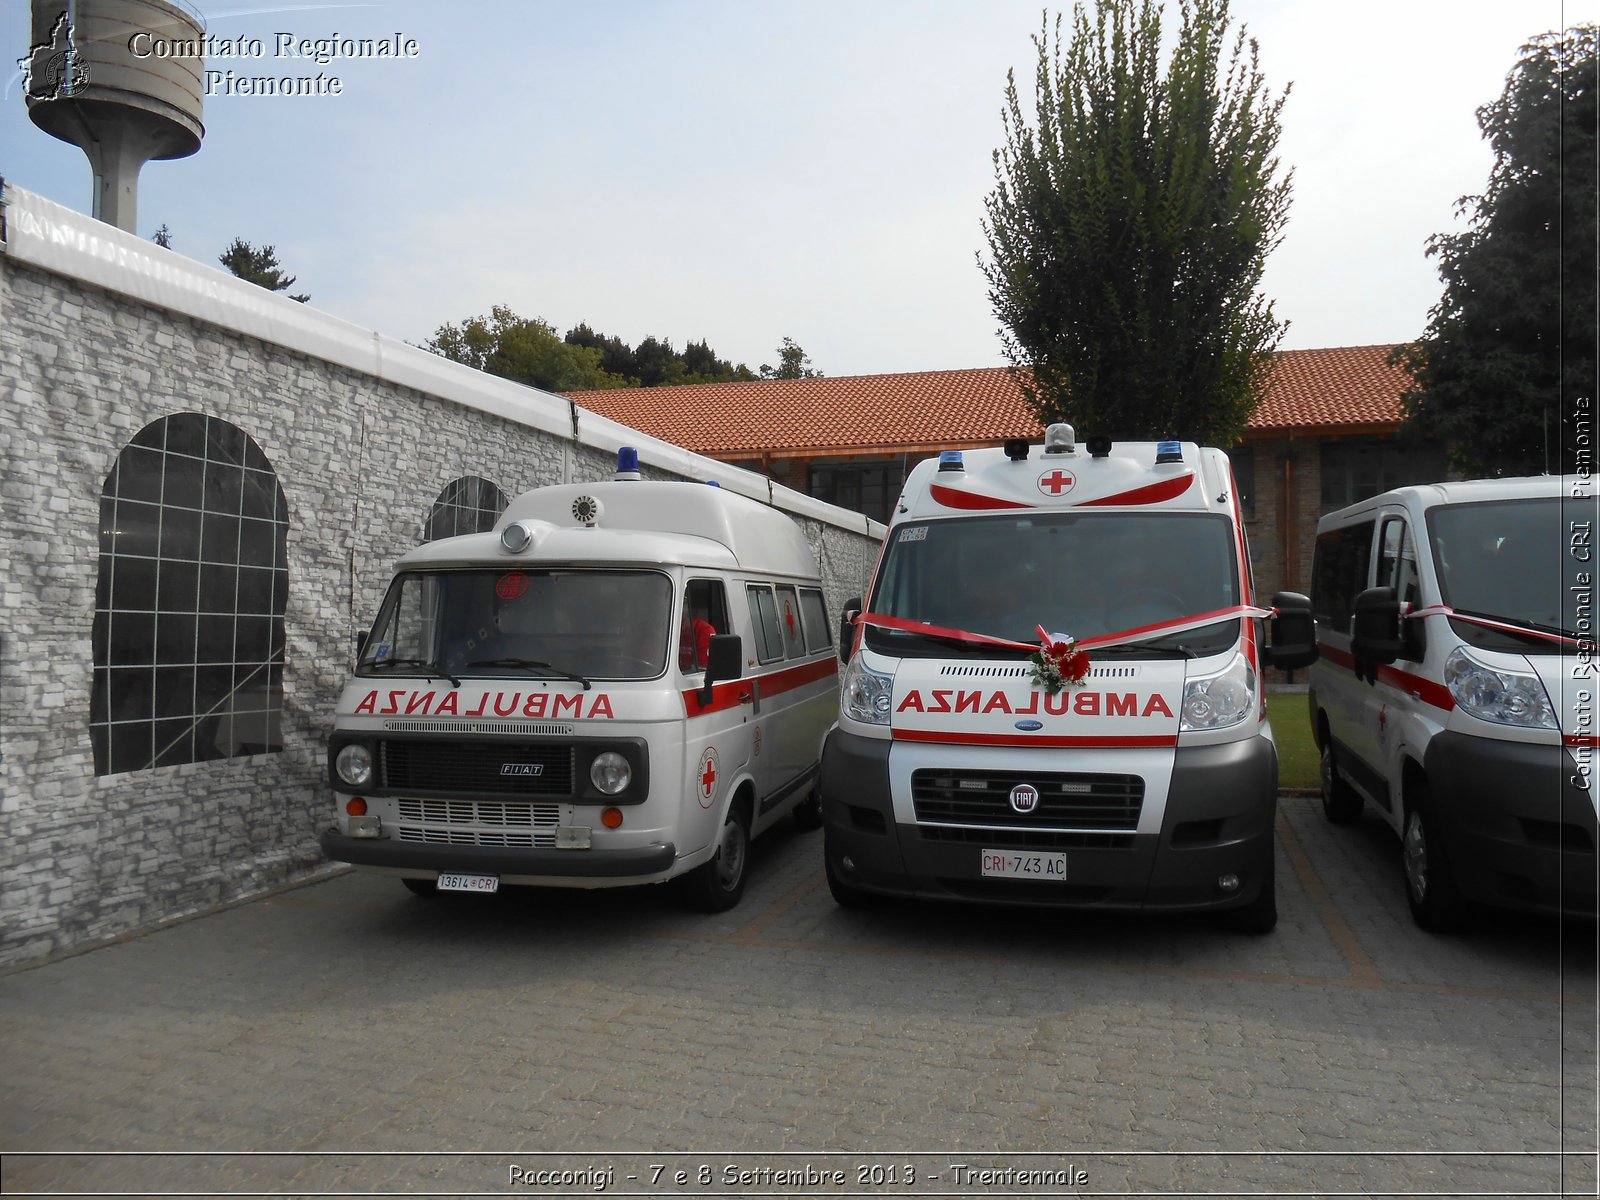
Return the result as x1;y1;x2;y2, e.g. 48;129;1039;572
856;604;1275;654
1403;604;1582;649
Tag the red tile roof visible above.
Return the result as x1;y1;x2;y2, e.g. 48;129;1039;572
566;345;1406;457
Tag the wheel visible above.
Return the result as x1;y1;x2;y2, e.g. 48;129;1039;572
1403;785;1467;932
823;830;879;909
679;802;750;912
1319;739;1363;824
401;877;437;897
1221;848;1277;934
791;786;823;832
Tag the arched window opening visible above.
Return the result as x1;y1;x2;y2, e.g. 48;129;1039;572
91;414;289;775
424;475;508;542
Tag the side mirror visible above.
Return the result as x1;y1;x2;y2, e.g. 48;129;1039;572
700;634;742;707
839;597;862;664
1262;591;1318;670
1351;585;1404;682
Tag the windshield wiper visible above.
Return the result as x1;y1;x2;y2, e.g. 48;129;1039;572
1450;608;1576;642
366;657;461;687
1093;641;1198;659
465;658;592;689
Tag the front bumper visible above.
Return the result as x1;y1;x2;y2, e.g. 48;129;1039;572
320;829;677;881
1422;733;1597;916
819;730;1277;912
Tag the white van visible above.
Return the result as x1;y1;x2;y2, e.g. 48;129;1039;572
321;451;839;911
1308;475;1597;930
820;425;1317;933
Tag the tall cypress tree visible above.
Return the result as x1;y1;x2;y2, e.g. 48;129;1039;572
981;0;1292;446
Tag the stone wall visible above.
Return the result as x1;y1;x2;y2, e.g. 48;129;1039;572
0;186;882;967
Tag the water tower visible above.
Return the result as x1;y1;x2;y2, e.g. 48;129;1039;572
23;0;205;232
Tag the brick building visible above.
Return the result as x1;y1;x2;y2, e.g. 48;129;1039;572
569;345;1449;602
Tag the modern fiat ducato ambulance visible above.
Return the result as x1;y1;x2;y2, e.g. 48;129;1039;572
321;452;838;912
1308;476;1598;930
820;425;1317;933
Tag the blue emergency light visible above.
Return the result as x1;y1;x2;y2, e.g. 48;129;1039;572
1155;441;1184;464
938;451;965;472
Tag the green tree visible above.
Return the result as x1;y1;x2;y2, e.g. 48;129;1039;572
219;237;309;302
760;337;821;380
980;0;1291;445
1394;26;1598;476
426;306;630;393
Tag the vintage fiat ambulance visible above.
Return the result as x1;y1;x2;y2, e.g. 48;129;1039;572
1309;475;1598;930
820;425;1317;932
321;451;838;911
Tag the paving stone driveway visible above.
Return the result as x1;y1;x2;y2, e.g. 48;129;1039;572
3;795;1596;1198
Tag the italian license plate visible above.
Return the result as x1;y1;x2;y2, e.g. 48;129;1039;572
436;872;499;894
981;849;1067;881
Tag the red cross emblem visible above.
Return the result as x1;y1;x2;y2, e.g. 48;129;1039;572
697;747;719;808
1037;469;1075;496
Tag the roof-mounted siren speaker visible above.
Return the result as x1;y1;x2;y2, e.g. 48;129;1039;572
1003;438;1031;461
1086;435;1113;459
613;446;642;481
1155;440;1185;465
1044;423;1076;454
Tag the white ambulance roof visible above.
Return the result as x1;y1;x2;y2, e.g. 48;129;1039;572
395;480;821;579
893;439;1237;522
1319;475;1582;525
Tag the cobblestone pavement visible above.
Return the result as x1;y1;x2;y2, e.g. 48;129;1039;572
2;794;1596;1198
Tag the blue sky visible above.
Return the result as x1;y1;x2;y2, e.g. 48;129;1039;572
3;1;1595;377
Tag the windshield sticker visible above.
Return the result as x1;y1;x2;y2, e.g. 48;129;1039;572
373;643;391;660
496;571;531;601
898;526;928;543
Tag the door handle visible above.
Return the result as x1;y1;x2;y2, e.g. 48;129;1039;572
738;690;754;703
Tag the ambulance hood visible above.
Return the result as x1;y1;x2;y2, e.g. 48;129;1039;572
888;657;1187;746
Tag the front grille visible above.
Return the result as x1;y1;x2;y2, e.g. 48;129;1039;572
393;799;561;848
912;769;1143;831
379;740;574;795
918;826;1135;851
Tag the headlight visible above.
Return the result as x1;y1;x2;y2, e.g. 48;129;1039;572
590;751;632;794
841;653;895;725
1444;646;1556;728
1181;653;1256;731
335;743;373;788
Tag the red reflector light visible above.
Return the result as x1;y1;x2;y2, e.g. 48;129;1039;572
346;797;368;816
601;807;623;829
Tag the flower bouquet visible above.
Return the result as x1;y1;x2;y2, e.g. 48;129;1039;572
1028;626;1090;694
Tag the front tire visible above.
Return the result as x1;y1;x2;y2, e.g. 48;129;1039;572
680;802;750;912
1320;738;1364;824
1403;784;1466;932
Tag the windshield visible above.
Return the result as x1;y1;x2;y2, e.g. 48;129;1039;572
867;512;1242;658
359;568;673;680
1427;497;1583;652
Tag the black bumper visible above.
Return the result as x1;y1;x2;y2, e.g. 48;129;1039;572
819;730;1277;912
1422;733;1598;916
320;829;677;879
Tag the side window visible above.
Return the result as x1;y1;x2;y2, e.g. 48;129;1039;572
1310;520;1374;634
1379;516;1422;609
798;587;831;653
774;585;806;658
679;578;731;672
746;584;784;664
